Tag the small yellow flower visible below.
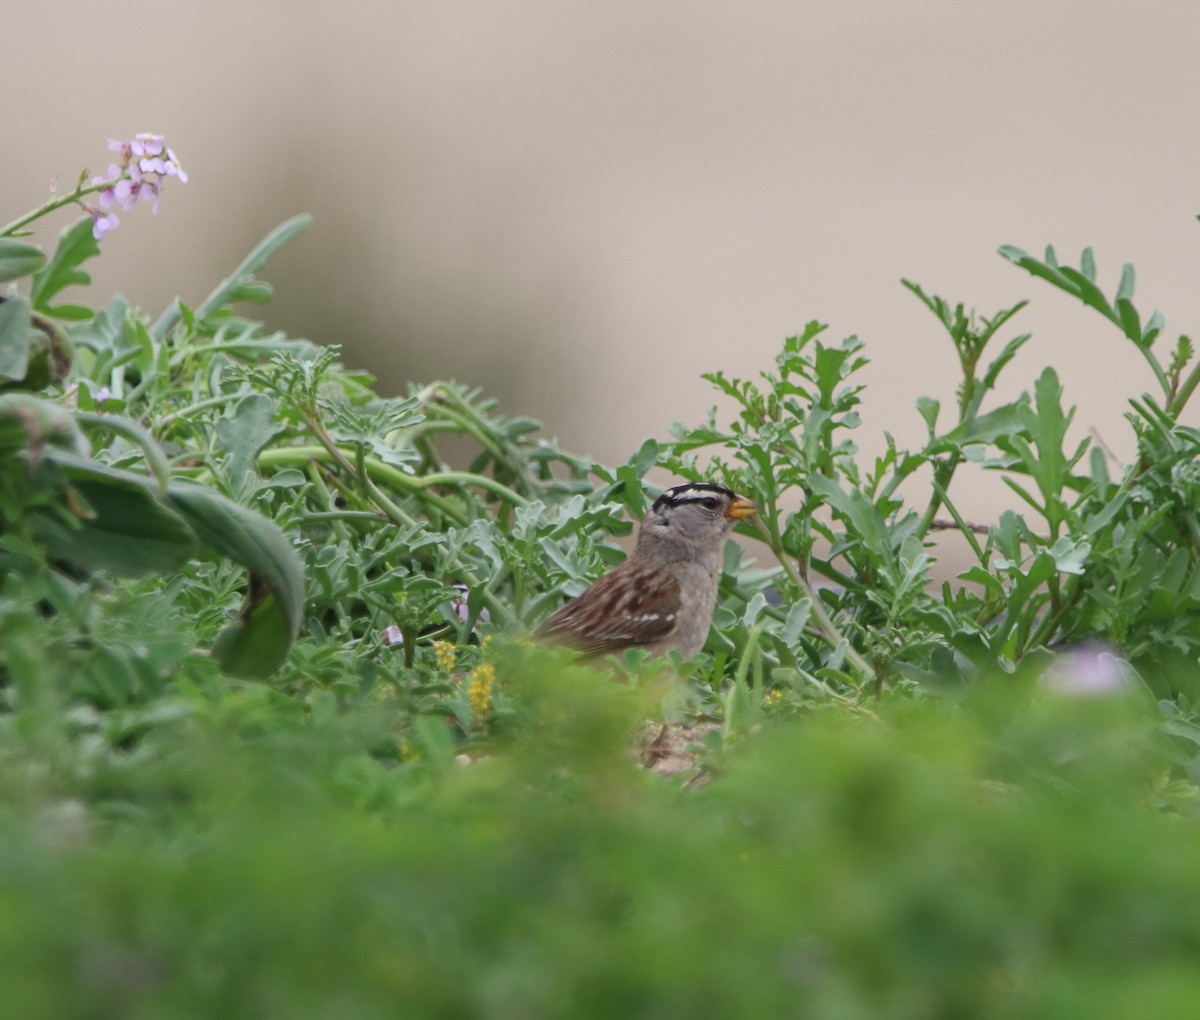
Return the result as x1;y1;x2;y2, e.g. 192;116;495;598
468;663;496;717
763;688;784;707
433;640;457;673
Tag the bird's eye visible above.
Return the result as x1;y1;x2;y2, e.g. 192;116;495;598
699;497;720;511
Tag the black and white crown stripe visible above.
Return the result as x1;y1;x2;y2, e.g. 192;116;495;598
651;482;737;511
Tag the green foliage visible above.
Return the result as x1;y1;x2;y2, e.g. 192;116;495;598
5;158;1200;1014
30;217;101;320
664;246;1200;713
0;215;308;683
0;673;1198;1018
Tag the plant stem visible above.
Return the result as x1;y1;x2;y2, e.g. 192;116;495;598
929;478;987;565
752;517;876;688
253;446;529;515
1167;355;1200;419
156;393;245;430
0;177;118;237
918;454;961;536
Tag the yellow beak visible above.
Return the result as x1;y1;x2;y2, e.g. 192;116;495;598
725;495;759;520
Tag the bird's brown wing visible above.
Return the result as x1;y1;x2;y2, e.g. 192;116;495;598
534;562;681;657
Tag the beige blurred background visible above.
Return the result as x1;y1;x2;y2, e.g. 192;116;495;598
7;1;1200;540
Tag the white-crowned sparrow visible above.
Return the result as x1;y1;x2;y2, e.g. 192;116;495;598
534;482;759;658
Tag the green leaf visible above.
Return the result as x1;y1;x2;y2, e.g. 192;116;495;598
214;394;285;489
42;304;93;322
1003;364;1089;528
1116;299;1141;342
29;218;100;318
779;599;812;647
233;280;274;304
1116;262;1136;303
980;333;1032;393
902;280;966;339
1080;247;1096;281
25;440;304;677
999;245;1124;329
998;245;1080;299
1047;536;1090;575
1161;716;1200;747
1056;267;1118;325
976;300;1029;345
0;393;89;460
153;214;312;340
0;296;32;382
916;396;939;435
630;437;659;478
805;473;889;563
959;565;1006;600
1142;309;1165;345
1001;474;1044;515
166;481;305;678
0;238;46;283
930;400;1029;454
32;453;199;575
74;412;172;497
812;335;867;406
1002;549;1057;618
1014;368;1077;521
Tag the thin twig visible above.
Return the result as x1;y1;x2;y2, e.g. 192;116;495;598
928;517;989;535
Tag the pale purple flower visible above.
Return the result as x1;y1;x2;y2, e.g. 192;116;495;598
94;186;116;211
141;178;161;214
67;382;115;407
382;624;405;645
131;133;165;157
449;584;490;624
164;148;188;183
89;209;120;240
83;133;187;240
113;179;137;210
1041;642;1139;698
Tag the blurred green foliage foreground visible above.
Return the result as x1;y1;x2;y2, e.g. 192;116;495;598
3;678;1195;1019
5;176;1200;1016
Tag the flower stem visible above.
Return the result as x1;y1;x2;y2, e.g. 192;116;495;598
0;178;119;237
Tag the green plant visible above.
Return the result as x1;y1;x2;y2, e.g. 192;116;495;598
662;244;1200;719
5;135;1200;1019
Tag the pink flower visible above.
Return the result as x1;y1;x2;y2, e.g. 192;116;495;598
164;148;188;183
1041;642;1137;698
131;133;165;157
89;208;120;240
83;133;187;240
140;178;161;214
113;179;137;211
449;584;490;624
